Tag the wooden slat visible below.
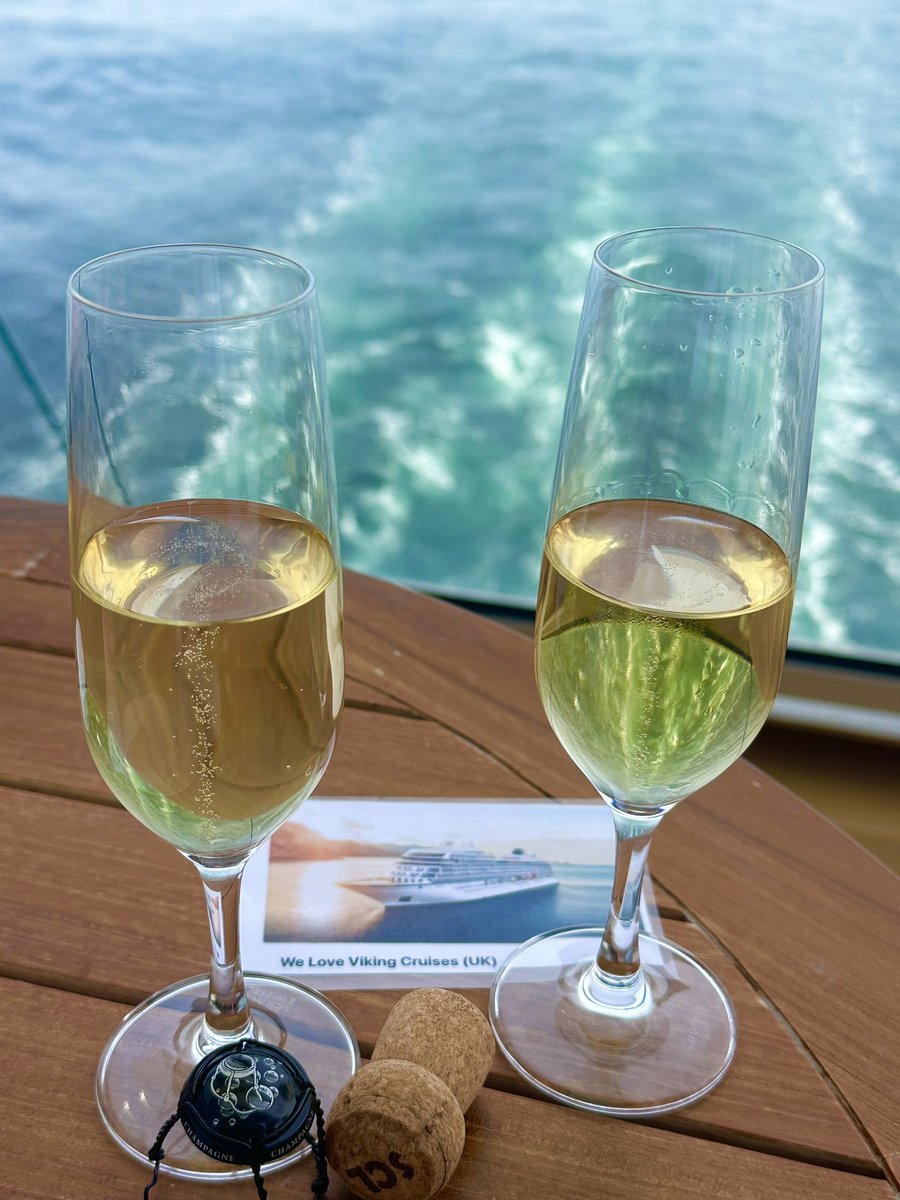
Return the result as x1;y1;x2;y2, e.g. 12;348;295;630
0;785;877;1174
0;574;74;653
6;976;894;1200
0;643;98;798
343;571;593;799
325;707;544;798
653;760;900;1187
649;922;876;1170
0;494;70;585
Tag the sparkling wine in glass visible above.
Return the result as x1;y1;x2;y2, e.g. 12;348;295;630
67;244;359;1179
490;227;824;1115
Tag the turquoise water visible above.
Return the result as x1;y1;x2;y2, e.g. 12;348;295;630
2;0;899;657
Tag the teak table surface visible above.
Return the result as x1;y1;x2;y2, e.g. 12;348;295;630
2;495;899;1200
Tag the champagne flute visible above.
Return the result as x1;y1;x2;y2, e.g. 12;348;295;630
67;244;359;1178
490;227;824;1115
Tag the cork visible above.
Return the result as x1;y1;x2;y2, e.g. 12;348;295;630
327;1058;465;1200
371;988;495;1112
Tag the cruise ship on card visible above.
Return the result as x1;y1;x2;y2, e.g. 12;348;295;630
341;846;558;907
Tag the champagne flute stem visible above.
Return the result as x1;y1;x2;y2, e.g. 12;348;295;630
196;861;254;1051
590;808;661;996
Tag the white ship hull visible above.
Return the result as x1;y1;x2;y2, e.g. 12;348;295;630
344;874;558;907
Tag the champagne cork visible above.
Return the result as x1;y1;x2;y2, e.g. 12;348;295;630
327;990;495;1200
327;1059;465;1200
371;988;495;1112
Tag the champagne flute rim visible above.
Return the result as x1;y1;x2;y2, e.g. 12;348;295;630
67;242;316;324
593;225;824;298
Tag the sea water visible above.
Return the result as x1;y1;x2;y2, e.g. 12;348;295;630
1;0;898;659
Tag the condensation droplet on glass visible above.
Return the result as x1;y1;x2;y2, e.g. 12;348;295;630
664;265;673;275
726;285;744;295
750;337;762;346
733;348;744;360
753;285;764;293
708;313;715;322
678;343;687;352
752;413;762;428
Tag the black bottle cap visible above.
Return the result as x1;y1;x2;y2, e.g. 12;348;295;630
178;1039;317;1166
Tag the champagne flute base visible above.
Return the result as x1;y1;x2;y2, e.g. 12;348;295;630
96;972;359;1180
490;927;736;1116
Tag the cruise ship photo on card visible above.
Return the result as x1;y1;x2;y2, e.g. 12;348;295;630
244;798;629;957
341;845;559;907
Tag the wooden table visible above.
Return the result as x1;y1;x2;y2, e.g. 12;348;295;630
2;495;899;1200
